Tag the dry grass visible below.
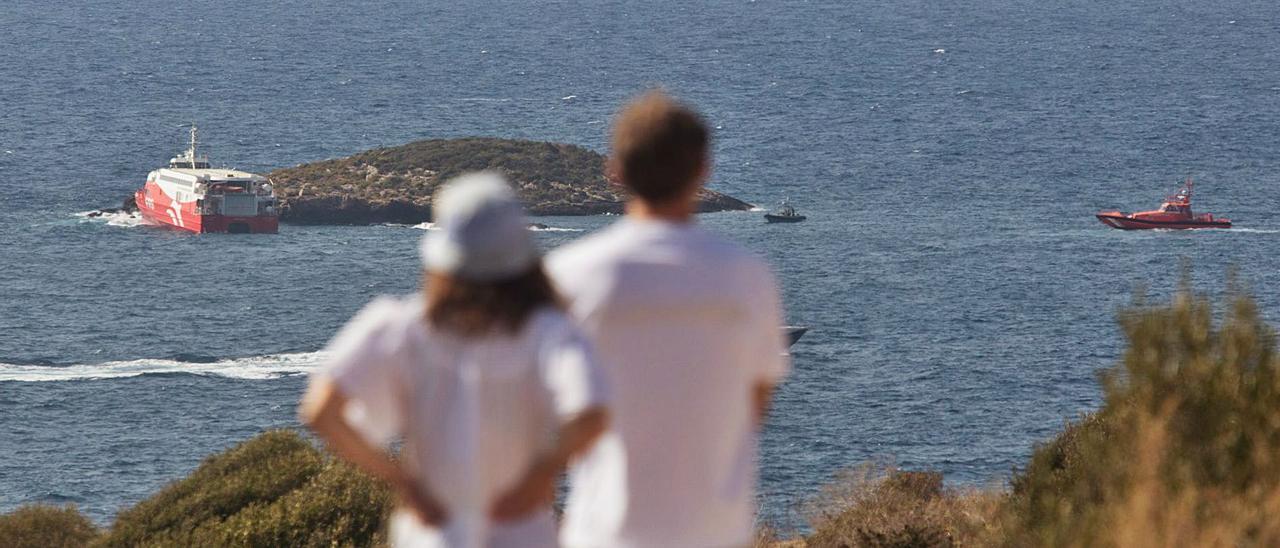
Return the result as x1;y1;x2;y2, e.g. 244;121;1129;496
789;465;1002;547
0;504;100;548
998;282;1280;547
774;280;1280;548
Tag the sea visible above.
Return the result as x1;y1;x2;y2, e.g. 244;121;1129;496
2;0;1279;532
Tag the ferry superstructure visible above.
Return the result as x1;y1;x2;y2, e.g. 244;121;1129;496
135;126;278;234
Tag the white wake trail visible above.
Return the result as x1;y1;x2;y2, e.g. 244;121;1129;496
406;222;581;232
1225;228;1280;234
0;352;327;382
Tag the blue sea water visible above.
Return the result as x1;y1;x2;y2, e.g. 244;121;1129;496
3;0;1280;532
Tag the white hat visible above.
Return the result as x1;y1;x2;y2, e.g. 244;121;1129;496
419;172;536;281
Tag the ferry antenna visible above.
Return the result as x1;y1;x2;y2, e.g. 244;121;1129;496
189;123;199;163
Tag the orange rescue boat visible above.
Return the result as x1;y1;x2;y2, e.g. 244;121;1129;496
1096;179;1230;230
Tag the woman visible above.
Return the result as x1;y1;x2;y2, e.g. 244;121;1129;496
299;172;609;548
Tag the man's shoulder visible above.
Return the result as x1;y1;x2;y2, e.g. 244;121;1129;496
691;227;764;262
548;223;771;277
546;223;630;276
672;227;774;286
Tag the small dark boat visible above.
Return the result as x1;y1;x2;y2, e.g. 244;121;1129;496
765;201;806;223
783;326;809;346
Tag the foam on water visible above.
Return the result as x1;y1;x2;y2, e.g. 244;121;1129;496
1225;227;1280;234
75;210;144;228
0;352;326;382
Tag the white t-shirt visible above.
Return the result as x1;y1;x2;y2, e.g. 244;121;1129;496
319;295;608;548
547;218;790;548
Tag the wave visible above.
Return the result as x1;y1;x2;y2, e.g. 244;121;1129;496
1226;228;1280;234
75;210;144;228
404;222;581;232
0;352;327;382
528;225;583;232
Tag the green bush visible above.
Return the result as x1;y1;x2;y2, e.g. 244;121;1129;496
788;281;1280;548
98;429;390;547
1000;284;1280;546
182;459;389;547
0;504;100;548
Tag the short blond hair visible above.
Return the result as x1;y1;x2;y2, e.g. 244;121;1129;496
610;91;710;204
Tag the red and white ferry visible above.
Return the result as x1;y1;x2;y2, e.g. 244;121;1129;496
135;126;278;234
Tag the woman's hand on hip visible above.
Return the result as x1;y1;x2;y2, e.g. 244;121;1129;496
489;459;557;522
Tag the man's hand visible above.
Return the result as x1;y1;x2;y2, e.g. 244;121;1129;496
489;459;557;522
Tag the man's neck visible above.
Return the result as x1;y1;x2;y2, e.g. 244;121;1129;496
625;199;695;223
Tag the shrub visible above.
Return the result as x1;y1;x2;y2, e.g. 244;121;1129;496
791;281;1280;547
182;459;389;547
1001;284;1280;547
98;429;391;547
803;464;1001;547
0;504;100;548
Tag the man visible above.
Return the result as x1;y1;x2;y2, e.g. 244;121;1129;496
548;91;790;548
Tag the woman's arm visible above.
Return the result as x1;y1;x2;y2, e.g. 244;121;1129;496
299;377;447;525
489;407;609;521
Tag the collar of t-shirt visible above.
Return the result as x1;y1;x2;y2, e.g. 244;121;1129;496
614;216;699;236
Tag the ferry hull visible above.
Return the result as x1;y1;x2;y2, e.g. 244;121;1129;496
135;188;278;234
